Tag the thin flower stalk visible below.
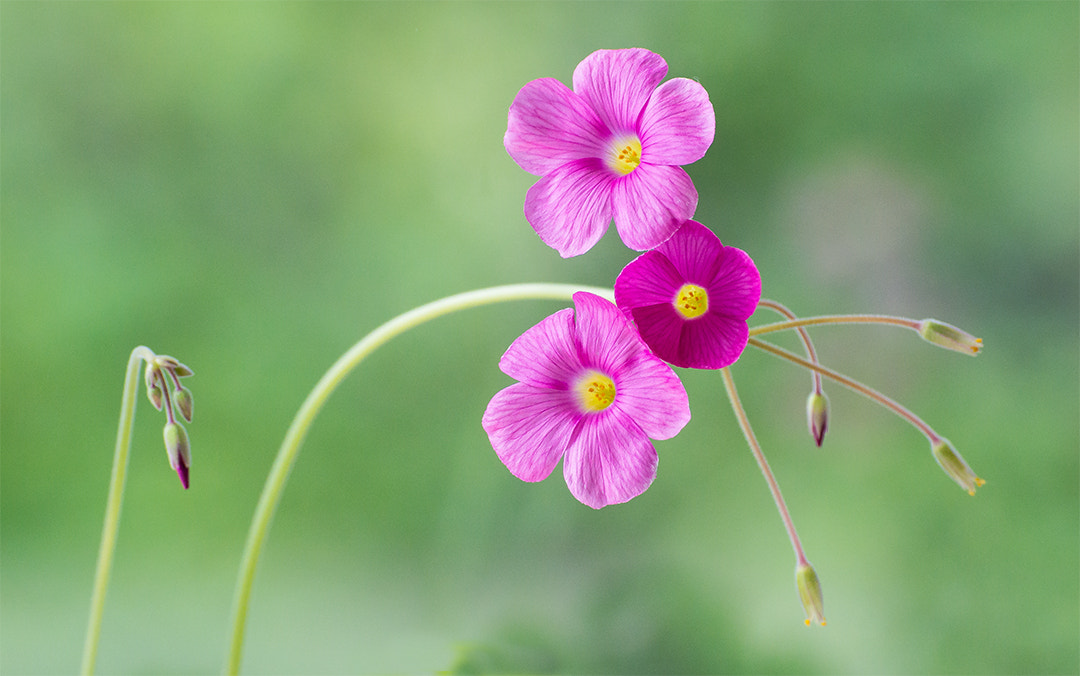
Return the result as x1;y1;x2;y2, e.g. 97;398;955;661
747;337;941;443
756;299;822;393
225;283;615;676
749;313;922;336
720;367;809;567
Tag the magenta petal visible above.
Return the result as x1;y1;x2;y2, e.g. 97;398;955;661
505;77;610;176
628;303;686;367
614;250;683;310
499;307;581;388
483;383;579;482
655;220;724;284
639;78;715;166
562;408;657;509
572;48;667;133
610;164;698;251
524;160;614;258
677;313;751;369
707;245;762;320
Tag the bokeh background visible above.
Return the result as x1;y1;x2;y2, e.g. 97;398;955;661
2;2;1077;674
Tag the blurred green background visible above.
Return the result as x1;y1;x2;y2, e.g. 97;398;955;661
2;2;1077;674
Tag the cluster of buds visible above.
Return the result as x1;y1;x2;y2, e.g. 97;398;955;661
144;355;194;489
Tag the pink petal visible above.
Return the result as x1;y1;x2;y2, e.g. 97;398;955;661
524;160;614;258
499;307;581;388
572;49;667;133
614;250;683;310
626;302;686;368
608;343;691;439
482;383;580;482
655;220;725;285
505;78;610;176
610;164;698;251
639;78;715;166
706;246;762;320
570;291;646;374
561;408;658;509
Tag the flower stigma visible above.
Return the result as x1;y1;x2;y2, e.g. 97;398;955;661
674;283;709;319
576;370;617;412
607;135;642;175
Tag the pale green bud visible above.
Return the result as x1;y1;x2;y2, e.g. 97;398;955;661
174;387;194;423
918;319;982;356
806;391;829;447
163;422;191;489
147;384;164;411
795;561;826;626
931;438;984;495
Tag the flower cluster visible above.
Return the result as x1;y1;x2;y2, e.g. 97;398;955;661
486;48;984;625
488;48;760;508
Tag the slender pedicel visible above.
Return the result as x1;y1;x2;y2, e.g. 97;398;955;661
720;366;821;624
757;299;828;446
82;347;195;676
747;337;983;493
749;314;982;357
225;284;614;675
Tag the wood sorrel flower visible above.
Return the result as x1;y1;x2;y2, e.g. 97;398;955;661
614;220;761;369
505;48;715;258
482;291;691;508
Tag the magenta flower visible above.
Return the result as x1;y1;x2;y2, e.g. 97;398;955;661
614;220;761;369
505;48;715;258
482;292;691;508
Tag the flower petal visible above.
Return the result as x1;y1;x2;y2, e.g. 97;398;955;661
524;160;614;258
505;77;610;176
570;291;646;375
608;342;691;439
499;307;581;388
561;408;658;509
639;78;715;166
676;312;750;369
614;249;683;310
483;382;579;482
654;220;724;284
706;245;762;321
572;48;667;133
610;164;698;251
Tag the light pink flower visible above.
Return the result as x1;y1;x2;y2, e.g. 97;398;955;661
614;220;761;369
505;48;715;258
482;292;691;508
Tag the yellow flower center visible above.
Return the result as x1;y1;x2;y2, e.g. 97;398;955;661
607;135;642;175
575;371;617;412
674;284;709;319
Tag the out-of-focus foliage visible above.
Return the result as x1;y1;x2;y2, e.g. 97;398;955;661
2;2;1076;674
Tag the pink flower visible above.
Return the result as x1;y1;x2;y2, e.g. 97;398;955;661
614;220;761;369
505;48;715;258
482;292;691;508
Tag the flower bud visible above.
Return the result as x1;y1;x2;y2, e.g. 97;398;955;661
163;422;191;490
806;391;829;447
147;384;164;411
157;355;194;377
918;319;982;355
795;561;826;626
174;387;194;423
931;438;984;495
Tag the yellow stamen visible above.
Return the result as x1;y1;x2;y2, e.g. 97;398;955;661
674;284;709;319
607;135;642;175
575;371;616;412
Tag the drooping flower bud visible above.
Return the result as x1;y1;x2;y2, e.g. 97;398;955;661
174;387;194;423
163;422;191;490
918;319;982;355
147;383;164;411
806;391;829;447
155;355;194;377
795;561;826;626
931;438;984;495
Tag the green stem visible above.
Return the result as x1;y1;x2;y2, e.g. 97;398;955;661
749;314;921;337
720;367;808;566
748;337;940;442
224;283;613;675
81;345;157;676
